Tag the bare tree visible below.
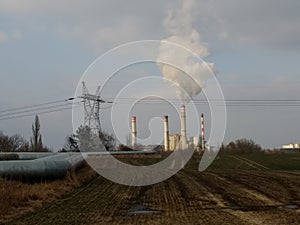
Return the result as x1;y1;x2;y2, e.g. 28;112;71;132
73;125;115;152
30;115;43;152
223;139;262;154
0;132;12;152
0;132;29;152
75;125;102;152
99;131;116;151
10;134;29;152
62;134;79;152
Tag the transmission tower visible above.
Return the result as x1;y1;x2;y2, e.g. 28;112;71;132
80;82;111;134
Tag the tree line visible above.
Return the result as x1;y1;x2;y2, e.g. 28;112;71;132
219;139;262;154
0;114;116;153
0;115;49;152
0;114;262;154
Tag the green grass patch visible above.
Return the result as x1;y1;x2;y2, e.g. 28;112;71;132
207;152;300;171
116;152;300;171
245;152;300;170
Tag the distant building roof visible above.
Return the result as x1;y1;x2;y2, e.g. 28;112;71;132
282;143;300;149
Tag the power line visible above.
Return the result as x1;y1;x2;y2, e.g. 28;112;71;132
0;105;81;121
0;100;82;118
103;97;300;103
1;97;299;122
0;99;82;121
0;103;72;117
103;97;300;101
103;98;300;106
0;99;68;114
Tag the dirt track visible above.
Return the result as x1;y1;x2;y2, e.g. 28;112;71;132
6;169;300;225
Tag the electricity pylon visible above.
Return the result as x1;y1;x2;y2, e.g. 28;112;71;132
80;82;112;134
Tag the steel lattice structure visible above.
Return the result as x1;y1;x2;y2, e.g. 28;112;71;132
81;82;105;134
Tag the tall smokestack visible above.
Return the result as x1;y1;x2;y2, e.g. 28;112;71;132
201;113;204;150
180;105;187;149
164;116;170;151
131;116;137;149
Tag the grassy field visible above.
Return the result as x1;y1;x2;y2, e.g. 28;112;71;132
209;152;300;170
1;152;300;225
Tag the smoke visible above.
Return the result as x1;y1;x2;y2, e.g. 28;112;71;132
157;0;216;104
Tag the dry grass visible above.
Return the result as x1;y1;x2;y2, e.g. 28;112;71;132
0;164;96;224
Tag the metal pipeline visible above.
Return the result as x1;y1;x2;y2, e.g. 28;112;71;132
0;153;85;180
0;150;157;180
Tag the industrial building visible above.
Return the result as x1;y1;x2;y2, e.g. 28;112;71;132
281;143;300;152
282;143;300;149
169;134;181;151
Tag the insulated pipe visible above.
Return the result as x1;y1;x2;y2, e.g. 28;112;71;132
201;113;205;150
180;105;187;149
131;116;137;149
0;152;54;160
0;153;85;180
164;116;170;151
0;151;158;181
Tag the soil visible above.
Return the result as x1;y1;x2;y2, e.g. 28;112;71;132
5;169;300;225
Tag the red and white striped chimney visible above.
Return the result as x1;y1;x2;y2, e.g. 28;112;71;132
131;116;137;149
201;113;205;150
164;116;169;151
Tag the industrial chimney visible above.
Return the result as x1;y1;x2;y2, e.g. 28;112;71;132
180;105;188;149
164;116;170;151
131;116;137;149
201;113;205;150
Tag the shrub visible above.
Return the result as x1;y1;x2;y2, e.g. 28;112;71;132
0;154;19;161
221;139;262;154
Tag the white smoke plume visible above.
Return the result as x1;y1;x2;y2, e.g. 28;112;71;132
157;0;216;104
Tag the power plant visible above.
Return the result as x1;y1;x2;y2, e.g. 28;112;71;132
130;106;205;151
78;83;205;152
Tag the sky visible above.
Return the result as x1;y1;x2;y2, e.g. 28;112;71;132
0;0;300;150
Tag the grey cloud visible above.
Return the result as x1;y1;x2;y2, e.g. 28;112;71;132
193;0;300;49
0;0;299;50
0;0;169;50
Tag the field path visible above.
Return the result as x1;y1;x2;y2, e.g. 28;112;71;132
230;155;270;170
